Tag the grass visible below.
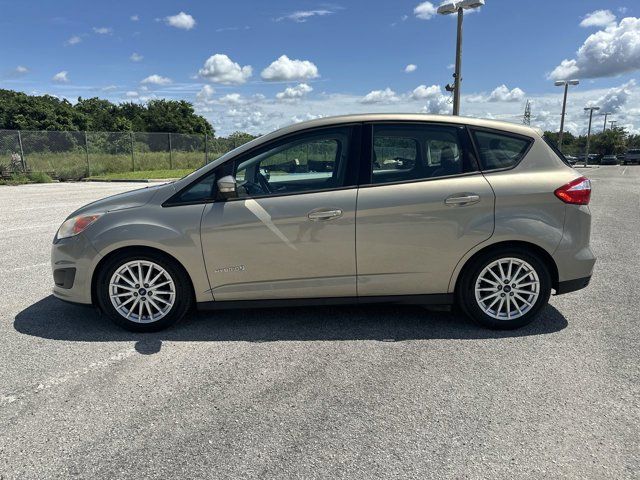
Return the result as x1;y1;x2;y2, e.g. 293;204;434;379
87;168;196;181
0;172;54;185
21;150;227;181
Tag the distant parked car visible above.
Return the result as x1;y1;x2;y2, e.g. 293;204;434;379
52;114;596;332
564;155;578;165
600;155;618;165
575;154;600;165
623;148;640;165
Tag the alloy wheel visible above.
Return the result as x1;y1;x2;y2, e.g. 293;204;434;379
108;260;176;323
474;257;540;321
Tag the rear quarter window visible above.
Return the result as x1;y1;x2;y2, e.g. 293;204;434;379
472;130;532;170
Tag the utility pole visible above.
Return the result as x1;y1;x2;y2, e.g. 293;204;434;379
452;7;463;115
555;79;579;152
601;112;612;132
584;106;600;168
523;100;531;126
437;0;485;116
609;120;617;130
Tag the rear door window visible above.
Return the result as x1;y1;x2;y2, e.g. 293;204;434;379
370;124;476;185
472;130;532;170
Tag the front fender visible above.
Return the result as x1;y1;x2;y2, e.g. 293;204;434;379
85;203;212;303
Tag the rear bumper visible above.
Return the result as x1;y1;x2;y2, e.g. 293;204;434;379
555;275;591;295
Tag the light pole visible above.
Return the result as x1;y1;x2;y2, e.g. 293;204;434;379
554;79;579;152
584;106;600;168
437;0;485;116
600;112;612;132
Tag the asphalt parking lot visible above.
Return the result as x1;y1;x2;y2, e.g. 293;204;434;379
1;167;638;479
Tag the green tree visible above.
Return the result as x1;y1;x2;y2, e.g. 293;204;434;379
0;89;214;135
227;131;258;146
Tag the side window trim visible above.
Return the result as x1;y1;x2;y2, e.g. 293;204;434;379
469;126;535;173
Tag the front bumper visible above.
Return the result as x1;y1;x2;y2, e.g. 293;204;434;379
51;233;101;305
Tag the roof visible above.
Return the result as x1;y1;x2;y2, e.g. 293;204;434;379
272;113;542;138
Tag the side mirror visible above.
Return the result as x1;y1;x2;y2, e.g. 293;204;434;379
217;175;237;199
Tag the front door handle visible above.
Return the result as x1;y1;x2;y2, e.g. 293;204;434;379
307;208;343;221
444;193;480;206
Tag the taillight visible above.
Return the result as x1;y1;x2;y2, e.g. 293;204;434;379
554;176;591;205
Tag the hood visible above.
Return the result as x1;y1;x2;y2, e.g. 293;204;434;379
66;183;173;219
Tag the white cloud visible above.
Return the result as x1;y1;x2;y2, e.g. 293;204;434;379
291;113;324;123
93;27;112;34
219;93;244;104
405;64;417;73
588;79;636;112
447;63;455;70
228;109;270;131
488;84;526;102
198;54;252;84
276;83;313;101
140;74;172;85
65;35;81;46
361;88;400;104
130;15;139;21
261;55;319;81
411;84;451;113
196;85;215;104
411;84;439;100
165;12;196;30
194;80;640;137
549;17;640;80
125;91;139;98
414;2;436;20
277;10;334;22
130;52;143;62
580;10;616;28
15;65;29;74
102;85;117;91
52;71;69;83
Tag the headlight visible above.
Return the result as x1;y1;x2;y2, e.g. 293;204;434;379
57;213;103;239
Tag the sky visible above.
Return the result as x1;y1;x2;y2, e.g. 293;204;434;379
1;0;639;136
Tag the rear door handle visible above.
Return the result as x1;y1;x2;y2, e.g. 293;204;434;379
444;194;480;206
307;208;343;221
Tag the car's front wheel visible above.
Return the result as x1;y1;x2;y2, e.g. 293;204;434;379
457;248;551;329
96;251;193;332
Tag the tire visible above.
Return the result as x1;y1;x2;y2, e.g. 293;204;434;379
456;248;551;329
96;250;193;332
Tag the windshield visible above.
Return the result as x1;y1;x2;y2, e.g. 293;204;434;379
543;135;572;167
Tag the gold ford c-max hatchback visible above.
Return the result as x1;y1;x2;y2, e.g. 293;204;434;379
52;114;595;331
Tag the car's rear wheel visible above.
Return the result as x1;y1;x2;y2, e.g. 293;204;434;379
96;251;193;332
457;248;551;329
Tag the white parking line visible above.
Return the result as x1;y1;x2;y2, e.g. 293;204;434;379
0;347;138;407
3;223;57;232
2;262;49;272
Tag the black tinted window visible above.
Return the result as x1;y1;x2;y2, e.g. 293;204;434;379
472;130;532;170
371;124;475;185
543;135;572;166
173;174;216;203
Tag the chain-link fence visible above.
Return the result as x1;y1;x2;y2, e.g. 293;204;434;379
0;129;247;180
